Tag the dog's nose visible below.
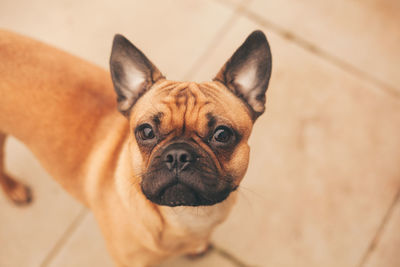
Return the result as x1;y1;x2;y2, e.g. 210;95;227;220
164;148;193;172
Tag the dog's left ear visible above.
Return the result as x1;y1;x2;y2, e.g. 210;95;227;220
214;30;272;120
110;34;164;116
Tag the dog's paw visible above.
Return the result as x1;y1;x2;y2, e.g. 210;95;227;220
185;243;214;260
1;174;33;206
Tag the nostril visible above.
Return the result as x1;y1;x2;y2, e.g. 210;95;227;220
166;154;174;163
179;153;188;163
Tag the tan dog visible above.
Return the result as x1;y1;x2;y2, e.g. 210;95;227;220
0;29;272;266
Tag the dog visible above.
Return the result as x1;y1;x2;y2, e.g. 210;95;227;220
0;29;272;266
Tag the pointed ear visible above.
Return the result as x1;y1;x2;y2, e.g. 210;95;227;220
214;30;272;120
109;34;164;116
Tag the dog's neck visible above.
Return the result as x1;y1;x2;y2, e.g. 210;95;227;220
157;196;237;254
158;195;236;234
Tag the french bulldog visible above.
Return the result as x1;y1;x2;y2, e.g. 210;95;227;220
0;29;272;266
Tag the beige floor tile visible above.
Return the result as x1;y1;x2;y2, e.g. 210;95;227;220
189;16;400;267
216;0;249;8
47;212;114;267
0;0;233;80
48;212;237;267
364;192;400;267
246;0;400;91
0;137;83;267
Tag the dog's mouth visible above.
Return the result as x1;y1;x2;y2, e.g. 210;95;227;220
159;182;198;206
141;179;234;207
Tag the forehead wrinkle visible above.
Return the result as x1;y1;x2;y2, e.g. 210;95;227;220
184;84;200;136
184;83;215;137
198;83;224;101
197;87;229;116
164;82;190;96
157;83;189;135
153;80;185;96
152;82;217;139
201;81;253;122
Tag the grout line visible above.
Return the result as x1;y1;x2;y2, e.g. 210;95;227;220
183;0;252;81
216;0;400;100
40;206;89;267
213;245;259;267
357;187;400;267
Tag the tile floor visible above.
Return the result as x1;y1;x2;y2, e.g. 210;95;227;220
0;0;399;266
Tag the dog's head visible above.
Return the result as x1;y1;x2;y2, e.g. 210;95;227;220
109;31;272;207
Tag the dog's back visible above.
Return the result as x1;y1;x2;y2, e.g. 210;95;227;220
0;30;124;202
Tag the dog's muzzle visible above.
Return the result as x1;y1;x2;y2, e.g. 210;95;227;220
141;142;235;207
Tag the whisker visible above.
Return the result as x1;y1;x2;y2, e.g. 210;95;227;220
237;185;267;202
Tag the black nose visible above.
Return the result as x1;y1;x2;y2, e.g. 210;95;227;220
164;147;194;172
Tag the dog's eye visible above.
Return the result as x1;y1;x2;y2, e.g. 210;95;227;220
212;126;233;143
137;124;155;140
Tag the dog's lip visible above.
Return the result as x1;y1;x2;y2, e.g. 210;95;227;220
159;182;199;206
157;176;197;196
157;178;179;197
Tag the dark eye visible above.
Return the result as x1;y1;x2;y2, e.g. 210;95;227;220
212;126;233;143
137;124;155;140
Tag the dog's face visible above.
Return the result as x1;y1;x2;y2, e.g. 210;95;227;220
110;31;272;207
127;81;253;207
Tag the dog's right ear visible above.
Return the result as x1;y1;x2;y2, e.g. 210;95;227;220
110;34;164;116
